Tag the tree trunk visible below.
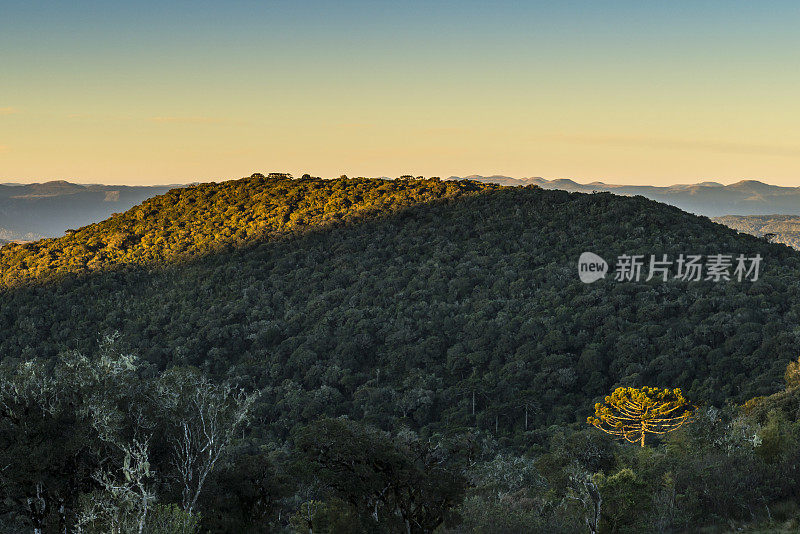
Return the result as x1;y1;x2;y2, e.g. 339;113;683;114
59;498;66;534
138;493;148;534
640;432;645;447
471;391;475;416
28;482;46;534
587;479;601;534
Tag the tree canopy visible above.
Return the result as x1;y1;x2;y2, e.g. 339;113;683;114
1;175;800;531
0;176;797;437
588;386;693;446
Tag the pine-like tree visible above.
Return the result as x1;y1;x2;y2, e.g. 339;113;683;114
588;387;693;447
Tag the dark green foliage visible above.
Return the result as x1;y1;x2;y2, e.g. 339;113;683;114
199;446;289;533
0;338;143;532
0;176;797;440
293;418;466;533
2;176;800;532
145;504;201;534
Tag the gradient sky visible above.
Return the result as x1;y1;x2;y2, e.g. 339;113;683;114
2;1;800;186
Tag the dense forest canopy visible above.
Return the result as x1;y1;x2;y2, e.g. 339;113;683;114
3;174;800;531
0;175;494;286
1;175;798;435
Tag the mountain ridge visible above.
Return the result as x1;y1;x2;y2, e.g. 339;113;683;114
0;176;496;286
446;175;800;216
0;180;179;239
2;176;799;242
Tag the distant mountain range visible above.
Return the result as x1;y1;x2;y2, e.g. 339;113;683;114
0;181;179;239
446;175;800;217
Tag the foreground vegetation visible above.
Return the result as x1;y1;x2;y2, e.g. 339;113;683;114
5;338;800;533
1;175;800;531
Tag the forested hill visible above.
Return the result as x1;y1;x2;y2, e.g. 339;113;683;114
1;175;799;440
0;175;496;286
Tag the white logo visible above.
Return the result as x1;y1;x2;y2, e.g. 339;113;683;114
578;252;608;283
578;252;762;283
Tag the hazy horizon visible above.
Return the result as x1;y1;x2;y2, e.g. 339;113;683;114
3;1;800;186
0;175;797;189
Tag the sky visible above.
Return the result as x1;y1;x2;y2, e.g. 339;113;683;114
2;1;800;186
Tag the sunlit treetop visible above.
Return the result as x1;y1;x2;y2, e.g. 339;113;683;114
588;386;694;447
0;175;499;287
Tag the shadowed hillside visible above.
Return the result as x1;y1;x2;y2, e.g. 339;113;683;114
1;175;798;435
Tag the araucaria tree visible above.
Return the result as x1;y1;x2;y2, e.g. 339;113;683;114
587;387;693;447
